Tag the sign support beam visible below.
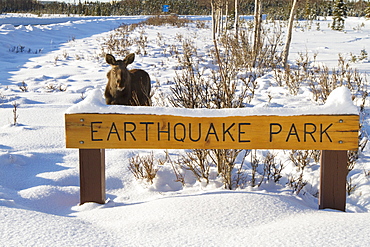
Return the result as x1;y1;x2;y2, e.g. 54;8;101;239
79;149;106;205
319;150;347;211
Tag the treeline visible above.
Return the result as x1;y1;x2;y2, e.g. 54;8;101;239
1;0;369;19
0;0;211;15
0;0;38;12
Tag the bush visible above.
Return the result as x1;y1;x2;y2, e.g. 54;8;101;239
142;15;192;27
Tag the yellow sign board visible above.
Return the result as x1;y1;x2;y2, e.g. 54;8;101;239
65;113;359;150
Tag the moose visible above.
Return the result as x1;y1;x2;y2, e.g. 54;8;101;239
104;53;151;106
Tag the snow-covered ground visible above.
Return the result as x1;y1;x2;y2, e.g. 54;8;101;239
1;13;370;246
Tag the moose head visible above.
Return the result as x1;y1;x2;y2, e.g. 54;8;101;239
104;53;151;106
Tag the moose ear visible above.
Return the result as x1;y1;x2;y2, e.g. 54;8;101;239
123;53;135;65
105;54;116;65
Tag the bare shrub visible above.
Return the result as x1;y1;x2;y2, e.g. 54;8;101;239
101;24;134;57
179;149;212;185
141;15;191;27
289;150;312;169
347;150;358;173
12;101;19;126
262;152;284;183
346;150;359;195
250;150;261;187
275;52;368;104
0;91;5;104
217;21;283;72
346;177;357;195
232;150;251;189
288;173;307;195
9;45;42;54
195;20;209;29
274;52;368;187
311;150;321;163
128;152;158;184
45;83;67;92
248;151;284;188
287;150;315;194
169;40;210;108
101;16;196;57
169;34;254;109
19;81;28;92
167;19;287;190
168;36;252;189
134;28;148;55
210;149;242;189
167;155;186;186
365;170;370;178
170;68;210;108
211;21;283;105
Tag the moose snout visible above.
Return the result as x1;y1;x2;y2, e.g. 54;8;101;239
116;79;126;91
116;77;125;91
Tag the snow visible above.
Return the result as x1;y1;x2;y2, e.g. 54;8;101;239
66;86;358;116
1;14;370;246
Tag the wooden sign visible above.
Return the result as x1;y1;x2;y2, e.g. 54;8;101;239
65;113;359;150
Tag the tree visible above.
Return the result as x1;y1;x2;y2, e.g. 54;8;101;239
234;0;239;39
282;0;299;69
211;0;223;40
331;0;347;31
252;0;262;67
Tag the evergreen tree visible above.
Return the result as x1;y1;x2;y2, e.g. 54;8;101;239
331;0;347;31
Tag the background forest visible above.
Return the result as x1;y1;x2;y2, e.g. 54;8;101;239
1;0;370;20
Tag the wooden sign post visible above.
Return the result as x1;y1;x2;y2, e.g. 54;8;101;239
65;113;359;211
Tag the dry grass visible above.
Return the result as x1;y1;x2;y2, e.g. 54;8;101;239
142;15;192;27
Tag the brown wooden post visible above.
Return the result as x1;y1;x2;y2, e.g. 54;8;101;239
79;149;106;205
319;150;347;211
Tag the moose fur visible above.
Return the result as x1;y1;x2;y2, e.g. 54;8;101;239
104;53;151;106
